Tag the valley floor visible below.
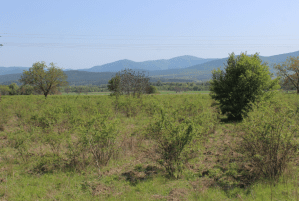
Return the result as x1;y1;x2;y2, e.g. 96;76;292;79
0;92;298;200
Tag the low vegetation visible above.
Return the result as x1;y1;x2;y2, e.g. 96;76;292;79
0;55;298;200
0;91;298;200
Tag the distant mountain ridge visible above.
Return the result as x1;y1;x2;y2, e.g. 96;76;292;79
1;50;299;84
145;50;299;81
0;55;216;75
0;71;194;86
0;67;30;76
76;56;217;72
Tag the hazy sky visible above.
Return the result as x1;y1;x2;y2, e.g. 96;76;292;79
1;0;299;69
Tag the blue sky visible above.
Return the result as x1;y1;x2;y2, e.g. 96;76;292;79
1;0;299;69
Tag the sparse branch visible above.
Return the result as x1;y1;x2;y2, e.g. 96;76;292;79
274;56;299;94
107;68;150;97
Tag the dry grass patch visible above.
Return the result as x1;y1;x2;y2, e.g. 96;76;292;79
92;183;112;196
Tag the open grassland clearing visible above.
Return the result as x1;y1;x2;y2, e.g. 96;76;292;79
61;91;210;96
156;91;210;95
0;92;298;200
61;92;112;96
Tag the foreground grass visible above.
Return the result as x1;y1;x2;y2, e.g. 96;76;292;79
0;92;298;200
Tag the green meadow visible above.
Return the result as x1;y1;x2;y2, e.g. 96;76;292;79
61;91;210;96
0;92;298;200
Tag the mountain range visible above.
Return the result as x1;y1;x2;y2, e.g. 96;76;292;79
0;56;217;75
1;50;299;85
75;56;217;72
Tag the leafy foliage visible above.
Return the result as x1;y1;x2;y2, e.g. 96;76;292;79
146;85;158;94
107;75;121;96
0;85;10;95
80;116;119;168
149;109;195;178
210;52;280;120
19;62;68;98
236;98;299;182
108;69;150;97
1;93;299;200
274;56;299;94
8;83;19;95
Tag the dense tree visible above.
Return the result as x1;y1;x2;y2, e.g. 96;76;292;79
8;83;19;95
147;85;158;94
273;56;299;94
156;80;162;86
193;86;200;91
75;86;84;95
19;61;68;98
19;85;35;95
210;52;280;120
108;69;150;97
0;85;10;95
64;86;71;94
107;75;121;96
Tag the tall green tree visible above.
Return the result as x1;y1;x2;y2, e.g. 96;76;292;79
107;75;121;96
19;62;68;98
273;56;299;94
210;52;280;120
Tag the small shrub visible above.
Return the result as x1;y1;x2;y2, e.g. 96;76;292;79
116;96;140;117
148;109;194;178
43;130;67;157
147;85;158;94
8;130;30;162
33;154;62;173
80;117;119;169
236;100;299;182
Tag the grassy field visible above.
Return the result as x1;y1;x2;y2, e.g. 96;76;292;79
157;91;210;95
0;92;298;200
61;92;111;95
61;91;210;96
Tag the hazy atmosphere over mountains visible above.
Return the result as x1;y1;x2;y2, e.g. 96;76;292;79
1;0;299;85
1;50;299;85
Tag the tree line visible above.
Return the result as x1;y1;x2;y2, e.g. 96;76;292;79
0;55;299;98
0;80;211;96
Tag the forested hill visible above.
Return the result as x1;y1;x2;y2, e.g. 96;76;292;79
146;50;299;80
1;50;299;85
0;71;194;86
185;50;299;72
77;56;217;72
0;55;216;75
0;67;30;76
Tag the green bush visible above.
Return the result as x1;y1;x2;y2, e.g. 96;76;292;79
80;116;119;168
19;85;35;95
149;109;194;178
236;99;299;182
0;85;10;95
8;83;19;95
147;85;158;94
8;130;30;162
210;52;280;120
